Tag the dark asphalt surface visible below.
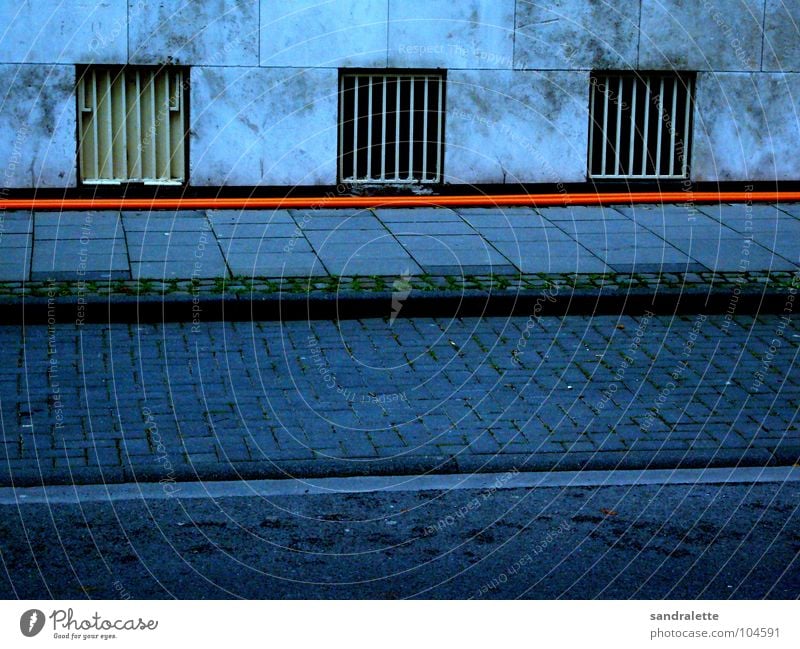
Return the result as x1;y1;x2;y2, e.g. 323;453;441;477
1;479;797;599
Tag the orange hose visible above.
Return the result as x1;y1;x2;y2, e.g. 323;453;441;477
1;191;799;211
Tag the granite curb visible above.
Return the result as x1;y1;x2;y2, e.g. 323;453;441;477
0;285;794;324
2;447;798;489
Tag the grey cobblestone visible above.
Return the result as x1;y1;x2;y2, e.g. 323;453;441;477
0;312;798;484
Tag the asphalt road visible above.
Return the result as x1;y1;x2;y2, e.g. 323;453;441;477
1;478;797;599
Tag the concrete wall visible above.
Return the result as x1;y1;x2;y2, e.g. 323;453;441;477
0;0;796;188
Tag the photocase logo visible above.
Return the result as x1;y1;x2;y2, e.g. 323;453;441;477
20;609;45;637
390;269;413;326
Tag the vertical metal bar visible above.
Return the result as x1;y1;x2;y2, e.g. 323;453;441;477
353;76;359;179
161;70;171;179
91;70;99;180
614;76;623;176
655;77;664;177
669;77;678;176
160;71;167;178
394;76;400;181
338;75;345;181
380;76;387;181
118;72;128;179
628;78;637;177
683;78;692;177
134;72;142;180
436;76;443;182
150;70;158;179
588;78;595;176
408;77;415;180
642;77;651;176
366;76;373;180
601;76;609;175
175;70;185;181
422;76;429;181
104;69;113;179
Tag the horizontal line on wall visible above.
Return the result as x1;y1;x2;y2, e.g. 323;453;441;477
2;191;799;211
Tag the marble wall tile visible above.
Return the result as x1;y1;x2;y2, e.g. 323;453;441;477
260;0;388;67
0;0;127;64
639;0;764;71
762;0;800;71
0;65;77;187
692;72;800;180
129;0;259;65
388;0;515;69
514;0;640;70
444;70;589;183
190;66;338;185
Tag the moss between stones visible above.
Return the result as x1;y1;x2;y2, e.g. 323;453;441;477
0;271;797;301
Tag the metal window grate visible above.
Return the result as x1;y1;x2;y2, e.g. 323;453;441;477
588;72;694;179
78;67;186;185
339;72;445;184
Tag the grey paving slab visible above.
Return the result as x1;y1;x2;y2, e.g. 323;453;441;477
776;203;800;221
476;226;575;243
207;210;295;226
34;212;122;226
490;240;610;274
33;238;128;265
537;206;629;221
31;251;129;273
404;243;515;275
227;252;326;277
575;233;671;250
0;260;30;281
2;314;796;486
220;237;312;256
457;210;549;228
211;223;299;239
316;242;419;276
30;268;131;281
306;230;396;248
126;231;212;248
383;220;477;236
0;233;32;260
683;240;798;272
295;216;386;231
321;256;423;277
599;249;703;274
554;218;657;236
34;225;125;240
0;212;33;235
751;237;800;265
128;243;226;267
396;234;501;250
289;208;373;219
121;211;211;232
374;207;463;223
132;258;228;280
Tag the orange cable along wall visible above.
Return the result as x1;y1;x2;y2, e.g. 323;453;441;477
1;191;800;211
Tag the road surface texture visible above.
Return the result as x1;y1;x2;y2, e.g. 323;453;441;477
0;313;798;485
0;479;797;599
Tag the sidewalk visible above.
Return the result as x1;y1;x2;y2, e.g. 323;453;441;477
0;202;798;488
0;202;798;294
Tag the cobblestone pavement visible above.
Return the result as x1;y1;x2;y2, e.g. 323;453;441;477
1;313;799;485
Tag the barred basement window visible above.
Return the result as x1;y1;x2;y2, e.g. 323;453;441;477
339;71;445;184
77;66;187;184
588;72;695;179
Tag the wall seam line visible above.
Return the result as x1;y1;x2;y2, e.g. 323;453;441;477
759;0;767;71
